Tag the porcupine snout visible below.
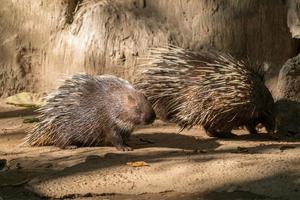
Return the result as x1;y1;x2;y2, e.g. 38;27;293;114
141;107;156;124
139;94;156;125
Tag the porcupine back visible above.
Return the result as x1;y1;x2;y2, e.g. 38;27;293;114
135;46;274;133
25;74;155;148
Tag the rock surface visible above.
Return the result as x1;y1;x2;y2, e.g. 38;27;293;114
277;54;300;102
287;0;300;38
0;0;297;96
276;54;300;135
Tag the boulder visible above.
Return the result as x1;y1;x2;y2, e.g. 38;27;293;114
275;54;300;134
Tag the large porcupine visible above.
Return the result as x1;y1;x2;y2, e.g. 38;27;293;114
135;46;275;138
25;74;156;151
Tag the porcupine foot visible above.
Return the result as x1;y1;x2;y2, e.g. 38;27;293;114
106;130;133;151
63;145;78;150
118;143;133;151
245;124;258;135
204;127;236;138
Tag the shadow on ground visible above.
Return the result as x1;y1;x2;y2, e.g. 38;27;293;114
1;117;300;199
0;107;36;118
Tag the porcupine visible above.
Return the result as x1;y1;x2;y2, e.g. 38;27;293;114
24;74;156;151
135;46;275;138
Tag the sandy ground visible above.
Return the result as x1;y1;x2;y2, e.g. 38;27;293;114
0;103;300;200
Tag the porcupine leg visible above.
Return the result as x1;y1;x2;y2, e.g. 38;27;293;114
204;126;236;138
105;129;133;151
121;130;132;145
245;123;258;135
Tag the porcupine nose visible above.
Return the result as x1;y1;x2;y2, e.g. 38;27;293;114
143;109;156;124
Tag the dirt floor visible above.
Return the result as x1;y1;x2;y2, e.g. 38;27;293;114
0;103;300;200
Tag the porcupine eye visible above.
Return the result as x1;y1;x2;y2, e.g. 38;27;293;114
127;94;143;115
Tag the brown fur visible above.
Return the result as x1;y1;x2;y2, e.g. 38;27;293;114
135;46;275;137
24;74;155;151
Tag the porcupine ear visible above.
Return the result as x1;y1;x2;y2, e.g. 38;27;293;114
245;57;270;81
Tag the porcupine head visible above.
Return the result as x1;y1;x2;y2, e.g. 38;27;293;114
116;81;156;128
106;79;156;151
91;77;156;150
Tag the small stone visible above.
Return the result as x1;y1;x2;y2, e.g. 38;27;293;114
0;159;7;170
234;146;249;153
193;149;208;153
15;162;22;169
226;185;238;193
279;145;296;151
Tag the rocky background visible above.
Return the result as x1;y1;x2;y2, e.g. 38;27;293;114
0;0;299;133
0;2;300;199
0;0;298;94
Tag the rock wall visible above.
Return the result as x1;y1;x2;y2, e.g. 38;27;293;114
0;0;298;96
287;0;300;38
0;0;70;96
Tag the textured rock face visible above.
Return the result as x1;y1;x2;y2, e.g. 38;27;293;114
276;1;300;134
0;0;298;96
287;0;300;39
276;54;300;134
277;54;300;102
0;0;70;97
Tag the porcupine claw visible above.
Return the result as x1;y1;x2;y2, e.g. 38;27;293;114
116;144;133;151
63;145;78;150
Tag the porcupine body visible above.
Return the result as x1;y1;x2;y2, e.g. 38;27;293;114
25;74;156;151
135;46;275;138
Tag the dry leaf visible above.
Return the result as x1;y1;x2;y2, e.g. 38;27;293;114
126;161;149;167
6;92;45;107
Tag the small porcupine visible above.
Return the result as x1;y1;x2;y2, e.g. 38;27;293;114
135;46;275;138
24;74;156;151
